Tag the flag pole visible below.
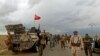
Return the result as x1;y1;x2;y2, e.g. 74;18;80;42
34;19;35;27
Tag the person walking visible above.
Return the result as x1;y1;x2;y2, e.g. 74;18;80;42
65;34;69;47
49;34;54;48
60;35;66;49
83;34;93;56
36;29;46;56
69;31;84;56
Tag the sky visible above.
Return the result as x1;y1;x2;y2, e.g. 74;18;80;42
0;0;100;35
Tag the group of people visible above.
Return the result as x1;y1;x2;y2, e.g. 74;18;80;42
60;34;70;49
49;34;60;48
57;31;93;56
38;30;93;56
5;30;94;56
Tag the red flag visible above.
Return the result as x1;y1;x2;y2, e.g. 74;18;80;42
34;14;41;20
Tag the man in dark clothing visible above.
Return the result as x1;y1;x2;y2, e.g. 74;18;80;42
83;34;93;56
37;29;43;56
37;29;47;56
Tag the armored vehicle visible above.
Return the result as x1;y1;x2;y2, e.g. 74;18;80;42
5;24;39;53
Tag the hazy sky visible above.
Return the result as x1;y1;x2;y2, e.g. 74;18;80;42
0;0;100;35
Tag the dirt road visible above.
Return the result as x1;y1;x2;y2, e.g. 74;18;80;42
0;43;100;56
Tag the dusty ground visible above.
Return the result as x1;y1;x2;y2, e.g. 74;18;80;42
0;35;7;50
0;35;10;55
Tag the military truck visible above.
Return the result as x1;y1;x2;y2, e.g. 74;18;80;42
5;24;39;53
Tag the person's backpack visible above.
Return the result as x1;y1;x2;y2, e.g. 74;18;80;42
71;36;81;47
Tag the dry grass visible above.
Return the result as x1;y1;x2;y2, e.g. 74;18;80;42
0;35;13;55
0;35;7;50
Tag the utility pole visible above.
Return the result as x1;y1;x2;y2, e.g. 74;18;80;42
89;23;96;36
